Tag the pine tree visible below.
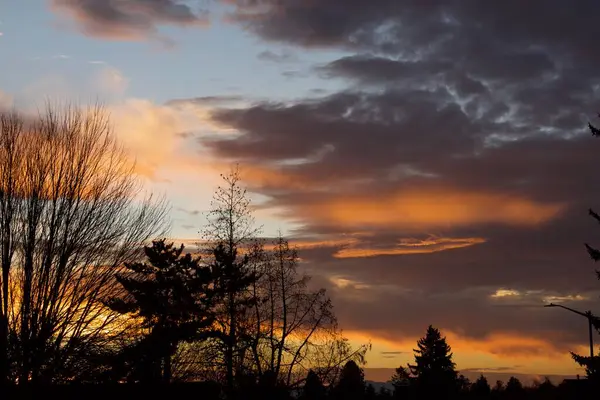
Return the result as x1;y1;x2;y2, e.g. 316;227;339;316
105;239;215;383
505;376;525;397
407;325;458;397
301;370;326;400
203;165;261;391
365;383;377;400
572;118;600;380
332;360;366;400
209;241;259;387
471;374;491;397
390;365;412;397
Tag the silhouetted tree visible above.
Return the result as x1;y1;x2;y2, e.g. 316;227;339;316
365;383;377;400
409;325;458;397
532;377;555;399
505;376;525;398
300;370;326;400
378;386;393;399
105;239;215;383
245;234;368;386
202;166;261;390
490;380;504;400
573;117;600;380
457;374;471;394
390;365;412;398
471;374;491;398
0;104;167;383
331;360;365;400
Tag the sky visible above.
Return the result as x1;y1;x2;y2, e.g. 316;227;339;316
2;0;600;383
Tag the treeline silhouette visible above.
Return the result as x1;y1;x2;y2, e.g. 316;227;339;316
0;104;367;397
0;104;597;399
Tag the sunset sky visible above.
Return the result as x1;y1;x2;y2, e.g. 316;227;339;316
2;0;600;383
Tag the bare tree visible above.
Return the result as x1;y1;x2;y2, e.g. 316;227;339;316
0;103;168;383
246;235;369;387
200;166;369;390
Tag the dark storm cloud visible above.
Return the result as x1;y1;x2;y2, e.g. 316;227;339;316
208;89;479;177
226;1;600;62
51;0;208;39
317;56;455;86
207;1;600;352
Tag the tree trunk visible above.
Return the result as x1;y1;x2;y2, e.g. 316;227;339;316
226;291;236;391
0;315;7;385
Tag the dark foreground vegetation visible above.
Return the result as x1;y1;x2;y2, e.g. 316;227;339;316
0;104;598;399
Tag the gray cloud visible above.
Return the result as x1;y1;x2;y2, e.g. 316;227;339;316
202;0;600;354
257;49;297;63
51;0;208;40
167;95;245;107
176;207;202;216
41;0;600;353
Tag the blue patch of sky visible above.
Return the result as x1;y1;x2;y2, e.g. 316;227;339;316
1;0;351;105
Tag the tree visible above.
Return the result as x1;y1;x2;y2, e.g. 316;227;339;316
378;387;393;399
245;234;365;387
456;374;471;394
331;360;365;400
200;168;369;391
471;374;491;397
390;365;412;398
0;104;167;383
505;376;525;397
365;383;377;400
202;165;261;390
105;239;215;382
573;117;600;380
300;370;326;400
396;325;458;397
492;380;504;393
533;377;555;398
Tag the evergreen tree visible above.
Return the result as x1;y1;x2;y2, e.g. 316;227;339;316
390;366;412;398
203;166;261;391
397;325;458;398
301;370;326;400
492;380;503;392
365;383;377;400
505;376;525;397
411;326;457;385
378;386;393;399
332;360;366;400
456;374;471;393
105;239;215;383
572;118;600;380
471;374;491;397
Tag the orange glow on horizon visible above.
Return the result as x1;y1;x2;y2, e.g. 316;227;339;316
343;329;587;377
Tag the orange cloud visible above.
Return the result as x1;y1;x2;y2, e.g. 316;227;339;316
334;236;486;258
108;98;234;180
294;189;565;230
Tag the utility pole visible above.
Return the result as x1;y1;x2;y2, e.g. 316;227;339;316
544;303;598;359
